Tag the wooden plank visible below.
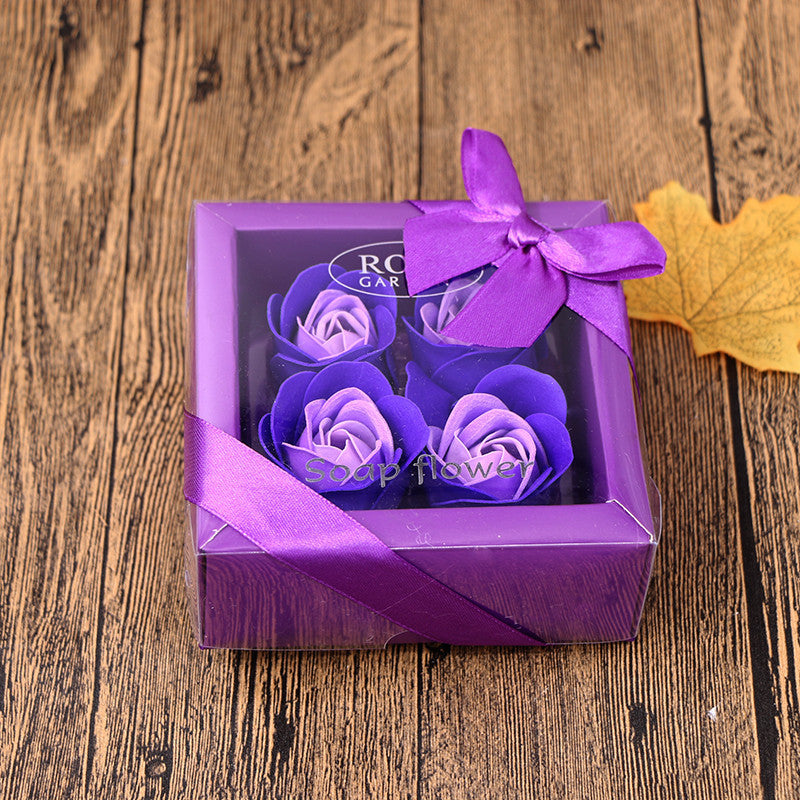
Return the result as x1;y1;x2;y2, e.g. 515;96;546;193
698;2;800;797
0;2;141;798
418;2;763;798
85;2;421;798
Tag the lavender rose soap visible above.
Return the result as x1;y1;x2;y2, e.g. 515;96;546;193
184;130;666;649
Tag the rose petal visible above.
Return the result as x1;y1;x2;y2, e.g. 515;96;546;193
297;397;326;449
268;264;398;379
458;409;537;455
278;263;340;339
418;302;444;343
418;276;486;346
475;432;535;462
372;304;400;351
438;427;472;465
260;360;429;509
257;414;282;463
431;407;540;502
305;388;379;428
404;361;457;430
333;268;399;317
303;361;394;406
295;322;369;359
267;264;397;379
423;382;570;504
266;293;284;341
437;393;509;456
295;289;377;359
324;419;378;453
459;461;524;502
429;349;528;398
417;277;486;347
403;318;472;377
372;394;430;469
283;442;380;492
475;364;567;423
269;370;316;451
457;451;505;486
429;448;527;503
297;389;395;460
330;399;395;459
282;443;333;489
429;462;554;505
525;412;573;482
271;340;375;372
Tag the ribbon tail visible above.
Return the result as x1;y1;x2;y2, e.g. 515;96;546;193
184;411;546;646
565;277;634;365
441;250;568;348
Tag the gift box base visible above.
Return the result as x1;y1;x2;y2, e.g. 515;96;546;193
185;201;660;649
187;503;657;649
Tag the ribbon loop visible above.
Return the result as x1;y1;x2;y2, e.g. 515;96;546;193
403;129;667;361
462;128;525;216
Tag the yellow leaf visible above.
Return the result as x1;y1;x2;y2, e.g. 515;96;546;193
626;181;800;373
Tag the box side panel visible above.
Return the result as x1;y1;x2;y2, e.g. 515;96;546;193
201;549;411;650
397;537;656;643
586;324;655;533
198;526;656;647
192;200;608;231
628;539;659;639
187;205;242;645
183;504;203;644
189;204;239;433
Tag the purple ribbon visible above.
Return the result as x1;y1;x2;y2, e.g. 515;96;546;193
185;410;545;646
403;129;666;359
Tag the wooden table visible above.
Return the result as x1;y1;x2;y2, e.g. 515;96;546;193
2;2;799;798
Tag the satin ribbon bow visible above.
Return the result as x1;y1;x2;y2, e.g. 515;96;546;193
403;129;666;361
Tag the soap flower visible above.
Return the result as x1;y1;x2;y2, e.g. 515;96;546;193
418;276;485;345
405;361;573;505
259;362;428;511
403;268;531;375
268;263;397;381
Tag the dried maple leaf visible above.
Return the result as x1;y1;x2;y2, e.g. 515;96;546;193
626;181;800;373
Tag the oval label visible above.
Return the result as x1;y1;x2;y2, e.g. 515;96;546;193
328;240;483;299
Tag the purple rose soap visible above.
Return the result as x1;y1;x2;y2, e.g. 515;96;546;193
258;362;427;511
268;263;398;380
184;130;666;649
406;363;573;506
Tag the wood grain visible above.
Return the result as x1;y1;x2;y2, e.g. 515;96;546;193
0;2;141;798
698;2;800;797
418;2;761;798
85;2;421;798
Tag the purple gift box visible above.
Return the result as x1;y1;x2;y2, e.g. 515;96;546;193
184;199;661;650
